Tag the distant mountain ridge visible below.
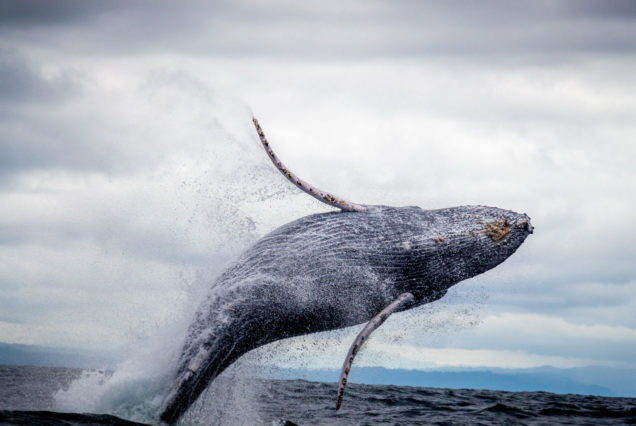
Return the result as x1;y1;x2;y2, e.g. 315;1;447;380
0;342;117;369
267;366;636;398
1;342;634;398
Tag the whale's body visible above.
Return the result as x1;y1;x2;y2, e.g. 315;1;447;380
159;204;533;423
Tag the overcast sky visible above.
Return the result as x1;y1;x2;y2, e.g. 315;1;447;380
1;0;635;375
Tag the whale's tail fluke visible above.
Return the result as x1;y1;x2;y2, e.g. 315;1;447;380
252;118;368;212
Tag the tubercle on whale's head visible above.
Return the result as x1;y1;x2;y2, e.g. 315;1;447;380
370;205;533;302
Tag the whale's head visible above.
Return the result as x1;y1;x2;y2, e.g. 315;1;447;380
251;118;533;303
367;205;533;303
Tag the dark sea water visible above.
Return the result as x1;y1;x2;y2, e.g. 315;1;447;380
1;365;635;425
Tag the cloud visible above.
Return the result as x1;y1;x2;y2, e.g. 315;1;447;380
0;60;258;181
0;0;113;26
2;1;635;59
0;48;79;103
436;312;636;365
255;308;636;370
0;60;310;350
0;1;634;376
367;344;606;369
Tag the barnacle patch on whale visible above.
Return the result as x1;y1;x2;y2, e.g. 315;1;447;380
485;219;511;242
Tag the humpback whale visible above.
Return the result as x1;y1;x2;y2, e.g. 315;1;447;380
158;119;533;424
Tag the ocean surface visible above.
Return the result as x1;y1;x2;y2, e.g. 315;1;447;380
1;365;635;425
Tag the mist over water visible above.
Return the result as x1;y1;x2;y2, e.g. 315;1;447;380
46;90;353;423
47;90;491;424
49;93;298;422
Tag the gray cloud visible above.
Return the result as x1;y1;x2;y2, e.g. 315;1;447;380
0;0;121;26
0;106;122;179
0;0;634;378
1;1;635;60
0;58;234;181
0;48;78;103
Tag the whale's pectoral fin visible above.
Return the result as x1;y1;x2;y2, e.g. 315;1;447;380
252;118;367;212
335;292;416;410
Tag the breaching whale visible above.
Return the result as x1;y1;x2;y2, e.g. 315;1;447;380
158;119;533;424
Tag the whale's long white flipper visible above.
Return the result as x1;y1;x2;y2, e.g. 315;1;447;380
336;292;416;410
252;118;367;212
